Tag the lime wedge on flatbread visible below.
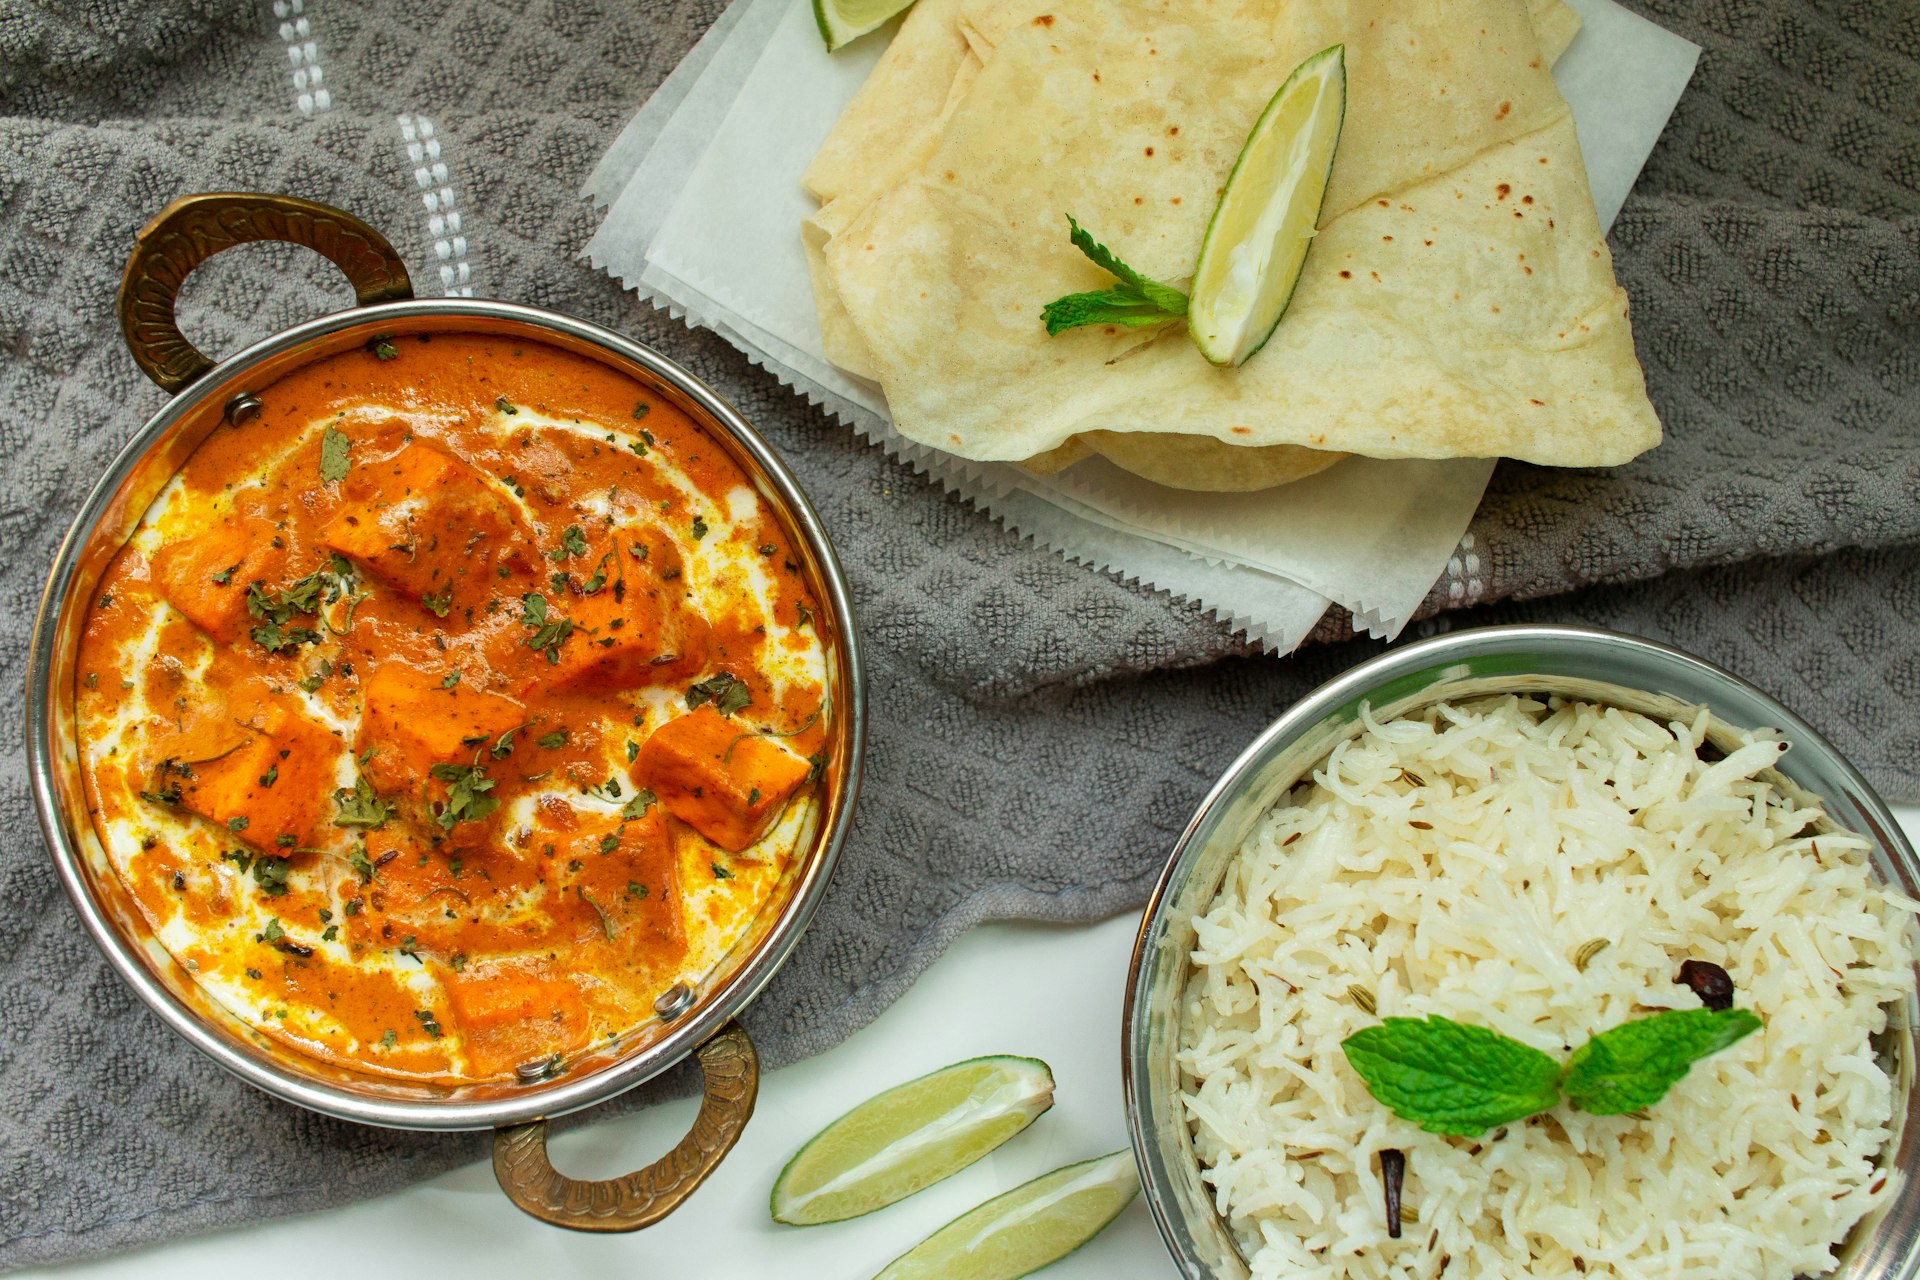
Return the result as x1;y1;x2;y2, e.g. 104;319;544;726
771;1055;1055;1225
1189;45;1346;367
816;0;920;52
873;1150;1140;1280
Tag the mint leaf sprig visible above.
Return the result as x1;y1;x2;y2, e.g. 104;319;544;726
1040;216;1188;336
1342;1009;1763;1137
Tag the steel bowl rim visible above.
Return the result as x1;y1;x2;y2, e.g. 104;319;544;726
1122;622;1920;1278
26;296;866;1131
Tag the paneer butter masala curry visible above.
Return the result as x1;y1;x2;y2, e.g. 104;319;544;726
75;334;830;1083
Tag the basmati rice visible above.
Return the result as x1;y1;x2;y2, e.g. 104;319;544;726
1180;695;1918;1280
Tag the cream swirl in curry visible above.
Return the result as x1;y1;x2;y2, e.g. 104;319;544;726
75;334;828;1083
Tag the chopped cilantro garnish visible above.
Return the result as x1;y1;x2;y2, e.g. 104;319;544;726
519;592;574;665
429;759;499;829
548;525;589;561
581;552;612;594
246;559;353;655
319;426;351;482
252;857;291;897
686;672;751;715
333;775;395;830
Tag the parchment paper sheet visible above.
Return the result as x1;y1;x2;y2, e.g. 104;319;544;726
585;0;1698;648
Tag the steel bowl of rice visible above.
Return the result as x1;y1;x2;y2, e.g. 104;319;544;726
1124;624;1920;1280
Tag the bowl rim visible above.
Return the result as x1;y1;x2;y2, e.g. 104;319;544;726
1122;622;1920;1278
26;297;866;1131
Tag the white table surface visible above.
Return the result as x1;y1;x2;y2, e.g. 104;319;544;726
33;803;1920;1279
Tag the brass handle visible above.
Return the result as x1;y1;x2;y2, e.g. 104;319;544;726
492;1020;760;1232
118;192;414;393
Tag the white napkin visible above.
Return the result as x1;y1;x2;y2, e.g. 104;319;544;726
584;0;1698;651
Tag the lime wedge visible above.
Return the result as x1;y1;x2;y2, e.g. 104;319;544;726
873;1150;1140;1280
815;0;918;53
771;1055;1055;1226
1188;44;1347;367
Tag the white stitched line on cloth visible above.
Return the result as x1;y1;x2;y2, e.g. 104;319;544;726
1444;532;1484;607
274;0;330;115
397;115;475;298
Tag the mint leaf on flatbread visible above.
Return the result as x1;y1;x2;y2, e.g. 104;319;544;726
1042;289;1182;334
1041;216;1188;335
1341;1016;1563;1137
1562;1008;1762;1116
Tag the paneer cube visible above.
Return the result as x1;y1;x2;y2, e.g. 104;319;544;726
633;704;811;852
150;528;289;647
319;441;534;623
532;585;711;696
532;800;684;962
162;699;340;855
442;964;590;1080
358;663;527;796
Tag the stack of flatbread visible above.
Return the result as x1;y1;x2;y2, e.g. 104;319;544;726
802;0;1662;492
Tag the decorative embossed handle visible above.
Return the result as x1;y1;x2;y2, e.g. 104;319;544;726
118;192;414;393
492;1021;760;1232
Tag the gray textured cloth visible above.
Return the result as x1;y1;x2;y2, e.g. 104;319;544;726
0;0;1915;1268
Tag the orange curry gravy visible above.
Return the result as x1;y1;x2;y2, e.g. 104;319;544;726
75;333;829;1083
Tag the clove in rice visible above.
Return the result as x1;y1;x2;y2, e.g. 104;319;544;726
1379;1148;1406;1238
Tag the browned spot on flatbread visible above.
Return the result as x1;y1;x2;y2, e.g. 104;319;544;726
1033;12;1053;24
1496;100;1511;120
